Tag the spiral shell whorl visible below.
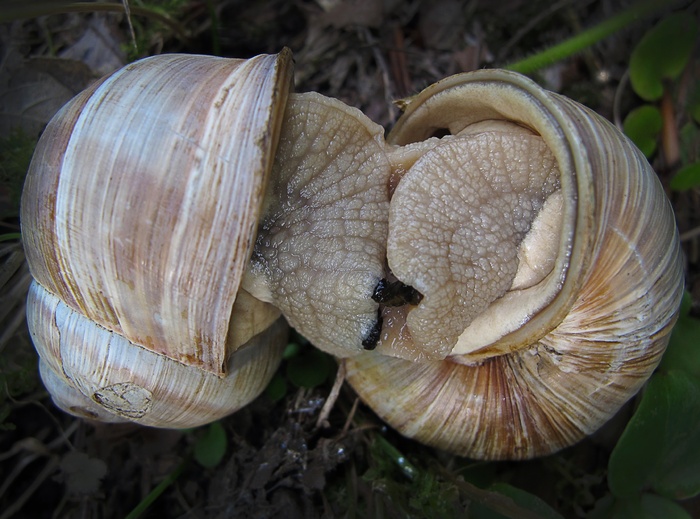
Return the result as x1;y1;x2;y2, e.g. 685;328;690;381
20;51;294;428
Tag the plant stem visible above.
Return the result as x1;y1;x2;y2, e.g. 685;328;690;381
374;434;418;480
206;0;221;56
124;460;186;519
505;0;689;74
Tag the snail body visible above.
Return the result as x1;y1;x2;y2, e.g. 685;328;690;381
21;50;684;459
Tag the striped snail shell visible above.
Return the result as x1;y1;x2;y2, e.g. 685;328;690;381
21;52;294;427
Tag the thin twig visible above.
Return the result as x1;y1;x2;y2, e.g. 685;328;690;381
121;0;138;52
497;0;581;62
316;360;346;428
341;396;360;437
0;1;189;42
0;418;79;504
612;68;630;131
360;26;401;125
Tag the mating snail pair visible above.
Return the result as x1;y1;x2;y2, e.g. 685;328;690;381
21;49;684;460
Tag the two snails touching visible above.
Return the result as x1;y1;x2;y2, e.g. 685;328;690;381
21;48;684;460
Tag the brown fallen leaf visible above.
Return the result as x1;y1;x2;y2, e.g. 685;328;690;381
0;49;97;137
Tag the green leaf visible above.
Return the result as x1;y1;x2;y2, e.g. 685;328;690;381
630;13;698;101
688;81;700;124
670;162;700;191
637;494;692;519
590;493;692;519
286;346;334;389
484;483;565;519
608;371;700;500
194;422;227;468
283;341;301;359
623;105;662;157
264;372;287;402
660;310;700;378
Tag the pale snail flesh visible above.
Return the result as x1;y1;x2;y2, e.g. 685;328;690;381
20;49;684;460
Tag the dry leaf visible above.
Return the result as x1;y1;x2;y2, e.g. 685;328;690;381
0;50;96;137
58;15;127;76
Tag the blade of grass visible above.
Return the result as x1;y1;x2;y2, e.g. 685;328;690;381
504;0;689;74
205;0;221;56
124;459;186;519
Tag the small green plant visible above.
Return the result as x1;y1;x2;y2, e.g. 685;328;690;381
504;0;689;75
622;11;700;193
265;337;336;403
124;421;226;518
360;433;567;518
623;104;663;158
193;421;228;468
596;14;700;515
583;293;700;518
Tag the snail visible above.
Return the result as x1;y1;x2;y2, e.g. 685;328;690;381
21;51;295;427
344;71;685;459
22;49;392;427
20;49;684;459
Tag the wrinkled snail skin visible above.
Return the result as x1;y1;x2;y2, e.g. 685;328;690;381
21;51;295;425
21;50;684;458
242;91;392;358
344;70;685;460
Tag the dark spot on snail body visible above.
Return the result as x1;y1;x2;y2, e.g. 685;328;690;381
362;309;383;350
371;278;423;307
